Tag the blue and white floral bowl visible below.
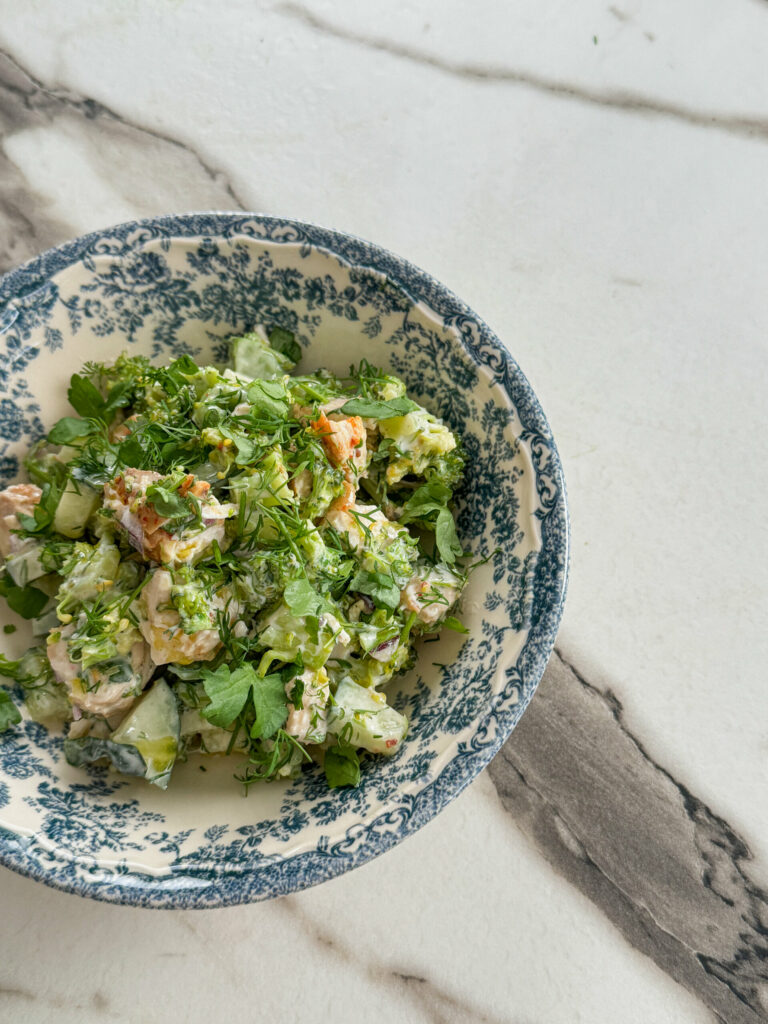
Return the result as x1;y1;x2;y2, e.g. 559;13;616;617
0;214;568;907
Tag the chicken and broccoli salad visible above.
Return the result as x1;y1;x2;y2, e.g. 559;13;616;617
0;327;469;790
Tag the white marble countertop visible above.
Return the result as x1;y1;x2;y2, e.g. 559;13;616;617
1;2;766;1021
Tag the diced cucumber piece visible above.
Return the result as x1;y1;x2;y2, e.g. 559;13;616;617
327;677;407;755
233;330;294;379
32;609;60;636
64;736;147;778
258;603;335;672
6;544;46;586
111;679;180;789
53;484;100;539
24;678;71;722
56;537;121;613
180;708;247;755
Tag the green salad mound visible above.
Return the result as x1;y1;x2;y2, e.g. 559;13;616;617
0;327;469;790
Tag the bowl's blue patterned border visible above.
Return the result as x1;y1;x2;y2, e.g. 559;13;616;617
0;213;569;907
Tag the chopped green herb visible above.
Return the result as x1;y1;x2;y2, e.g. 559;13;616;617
201;663;256;728
48;417;96;445
435;508;463;565
442;615;469;634
0;690;21;732
324;733;361;788
339;396;418;419
249;672;289;740
268;326;302;364
349;568;401;611
0;575;49;619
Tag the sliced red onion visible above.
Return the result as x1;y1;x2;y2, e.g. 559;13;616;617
371;637;399;662
120;509;145;553
71;705;82;721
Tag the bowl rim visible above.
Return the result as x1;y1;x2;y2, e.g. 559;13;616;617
0;211;570;907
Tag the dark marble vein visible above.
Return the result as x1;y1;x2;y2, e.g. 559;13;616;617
277;2;768;144
278;898;516;1024
0;47;245;274
0;980;123;1020
488;650;768;1024
0;983;34;1001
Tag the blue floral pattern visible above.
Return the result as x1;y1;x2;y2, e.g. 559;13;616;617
0;214;568;907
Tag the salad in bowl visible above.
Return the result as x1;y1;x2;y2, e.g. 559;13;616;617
0;214;567;906
0;330;469;792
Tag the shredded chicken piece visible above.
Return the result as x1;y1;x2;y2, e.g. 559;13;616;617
401;569;461;627
284;667;330;743
0;483;41;558
139;568;240;666
288;468;313;500
311;412;367;478
47;624;152;718
103;468;232;565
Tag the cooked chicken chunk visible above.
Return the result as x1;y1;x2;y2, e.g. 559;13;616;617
401;566;462;627
284;667;330;744
312;412;367;477
0;483;41;558
103;469;234;566
311;411;367;511
138;568;241;666
47;624;152;719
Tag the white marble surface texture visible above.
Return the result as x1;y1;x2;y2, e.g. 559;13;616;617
0;1;766;1022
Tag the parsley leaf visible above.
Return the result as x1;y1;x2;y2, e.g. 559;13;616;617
399;478;452;525
219;426;257;466
16;482;60;535
283;578;328;618
145;484;189;519
324;735;361;787
442;615;469;634
116;435;147;470
435;508;463;566
0;690;21;733
67;374;132;425
102;381;133;419
68;374;105;419
0;575;49;619
201;663;288;739
339;396;419;419
268;327;302;365
145;479;200;533
48;417;96;445
349;568;401;611
245;379;290;419
167;354;199;381
250;672;289;740
201;663;254;727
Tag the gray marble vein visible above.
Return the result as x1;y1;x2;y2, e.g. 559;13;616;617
0;47;245;275
489;651;768;1024
278;898;517;1024
277;2;768;144
0;982;123;1021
